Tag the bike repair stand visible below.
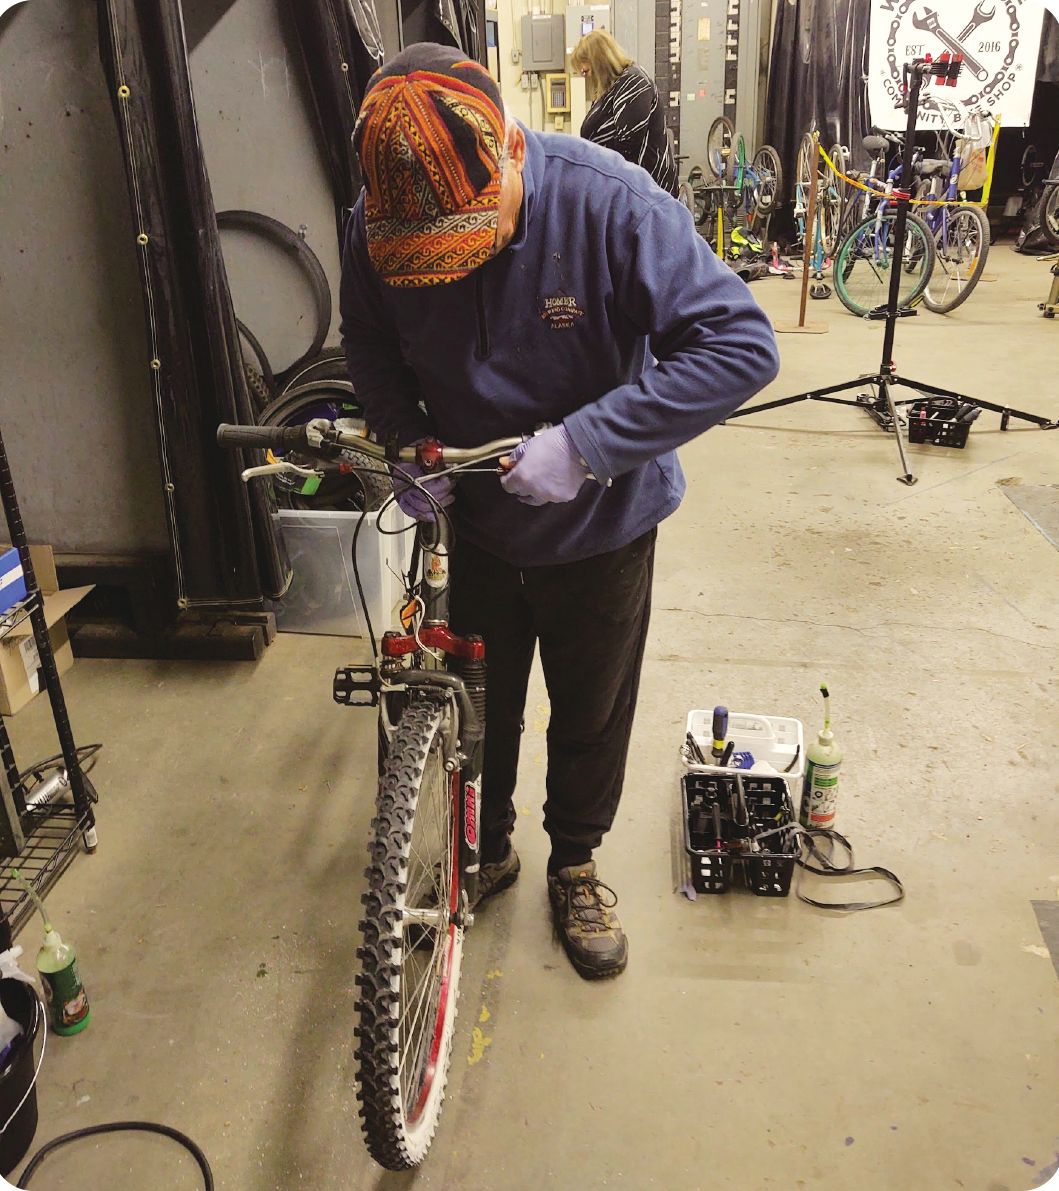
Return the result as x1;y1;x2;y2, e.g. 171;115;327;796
729;56;1057;485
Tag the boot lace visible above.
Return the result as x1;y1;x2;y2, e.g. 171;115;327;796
564;875;619;933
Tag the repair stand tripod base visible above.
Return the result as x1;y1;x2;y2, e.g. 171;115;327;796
726;57;1057;484
773;320;828;334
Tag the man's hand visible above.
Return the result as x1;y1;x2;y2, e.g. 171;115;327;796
394;459;455;521
499;424;590;506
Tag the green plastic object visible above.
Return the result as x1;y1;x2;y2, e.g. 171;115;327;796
37;929;91;1036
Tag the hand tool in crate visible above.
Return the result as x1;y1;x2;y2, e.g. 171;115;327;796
908;396;980;448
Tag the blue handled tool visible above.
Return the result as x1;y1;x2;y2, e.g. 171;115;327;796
711;706;728;766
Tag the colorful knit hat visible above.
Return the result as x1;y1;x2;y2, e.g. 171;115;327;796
353;44;506;287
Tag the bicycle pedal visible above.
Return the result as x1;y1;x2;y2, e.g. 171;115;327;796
334;665;381;707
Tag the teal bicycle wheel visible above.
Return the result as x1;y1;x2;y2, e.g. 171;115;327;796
832;212;936;317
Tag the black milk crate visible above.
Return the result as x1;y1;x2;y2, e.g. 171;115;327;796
682;773;737;893
682;772;799;897
907;398;971;449
742;777;799;897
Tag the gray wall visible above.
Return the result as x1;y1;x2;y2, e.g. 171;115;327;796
187;0;344;368
0;0;168;553
679;0;771;170
0;0;356;556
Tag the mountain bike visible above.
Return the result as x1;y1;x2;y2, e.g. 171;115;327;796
793;132;833;282
217;417;524;1170
732;137;783;234
832;157;936;318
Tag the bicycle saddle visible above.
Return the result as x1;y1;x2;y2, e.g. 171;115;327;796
862;135;890;154
914;158;949;178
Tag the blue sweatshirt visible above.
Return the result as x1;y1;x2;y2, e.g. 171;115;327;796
340;129;779;566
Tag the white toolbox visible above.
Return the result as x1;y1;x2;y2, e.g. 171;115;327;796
684;709;805;781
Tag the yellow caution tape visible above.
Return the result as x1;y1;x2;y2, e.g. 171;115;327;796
817;137;996;211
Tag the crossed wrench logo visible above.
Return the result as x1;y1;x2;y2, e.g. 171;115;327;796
912;0;996;81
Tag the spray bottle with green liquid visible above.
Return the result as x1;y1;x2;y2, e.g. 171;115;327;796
13;869;90;1036
799;683;843;831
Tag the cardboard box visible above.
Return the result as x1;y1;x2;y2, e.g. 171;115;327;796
0;546;93;716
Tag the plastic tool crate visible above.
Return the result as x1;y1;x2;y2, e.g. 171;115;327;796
682;771;799;896
907;397;972;448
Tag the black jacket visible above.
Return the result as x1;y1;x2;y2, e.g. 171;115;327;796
580;65;677;195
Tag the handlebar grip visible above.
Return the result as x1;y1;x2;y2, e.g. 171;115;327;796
216;423;309;450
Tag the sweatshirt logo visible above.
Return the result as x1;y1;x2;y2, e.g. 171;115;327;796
539;294;585;330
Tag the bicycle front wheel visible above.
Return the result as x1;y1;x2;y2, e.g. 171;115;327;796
750;145;783;216
924;205;989;314
1041;184;1059;249
677;180;696;218
687;165;709;226
357;699;464;1170
706;116;735;181
833;212;936;317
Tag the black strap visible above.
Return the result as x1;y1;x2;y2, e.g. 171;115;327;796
794;828;904;912
748;823;904;912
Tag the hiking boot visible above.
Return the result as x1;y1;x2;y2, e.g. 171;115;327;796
472;846;520;909
547;861;628;980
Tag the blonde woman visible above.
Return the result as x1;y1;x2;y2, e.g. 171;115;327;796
571;30;677;195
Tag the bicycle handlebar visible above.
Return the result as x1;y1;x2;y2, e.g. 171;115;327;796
217;423;309;450
216;421;524;470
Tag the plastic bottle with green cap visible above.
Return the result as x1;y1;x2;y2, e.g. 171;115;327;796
799;683;843;830
13;868;90;1036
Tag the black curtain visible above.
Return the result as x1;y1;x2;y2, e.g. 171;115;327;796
97;0;289;607
286;0;487;249
285;0;385;247
764;0;872;201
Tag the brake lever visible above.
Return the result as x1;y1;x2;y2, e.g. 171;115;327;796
497;422;608;486
240;461;322;484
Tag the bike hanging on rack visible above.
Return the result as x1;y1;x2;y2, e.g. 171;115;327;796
217;417;526;1170
691;120;782;260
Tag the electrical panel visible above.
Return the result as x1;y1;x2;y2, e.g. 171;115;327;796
565;4;613;55
545;73;570;113
520;14;566;71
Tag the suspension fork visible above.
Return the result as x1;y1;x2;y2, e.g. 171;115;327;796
409;516;486;912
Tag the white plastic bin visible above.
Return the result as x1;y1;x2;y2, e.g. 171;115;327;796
272;506;413;638
684;709;805;780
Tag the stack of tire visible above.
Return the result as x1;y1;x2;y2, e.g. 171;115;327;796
220;210;391;513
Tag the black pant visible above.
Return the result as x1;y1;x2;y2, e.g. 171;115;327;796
449;529;656;871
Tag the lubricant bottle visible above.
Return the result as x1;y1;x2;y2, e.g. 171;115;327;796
13;868;91;1036
799;684;843;830
37;926;90;1036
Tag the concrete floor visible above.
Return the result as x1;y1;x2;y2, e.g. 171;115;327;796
6;248;1059;1191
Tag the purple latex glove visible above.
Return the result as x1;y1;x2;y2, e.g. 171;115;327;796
499;424;590;506
393;458;455;522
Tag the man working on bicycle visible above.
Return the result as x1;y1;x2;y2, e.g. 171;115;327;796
341;44;779;980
